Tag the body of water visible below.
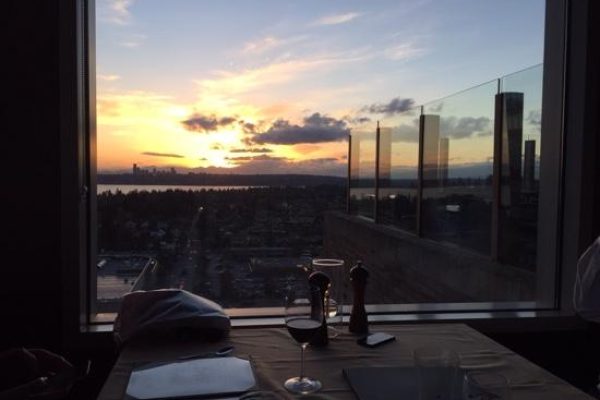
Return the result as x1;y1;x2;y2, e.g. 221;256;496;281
97;184;263;194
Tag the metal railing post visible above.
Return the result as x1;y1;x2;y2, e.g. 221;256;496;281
374;122;381;223
417;108;424;237
347;134;352;214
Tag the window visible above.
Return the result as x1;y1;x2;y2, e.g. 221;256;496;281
78;0;585;324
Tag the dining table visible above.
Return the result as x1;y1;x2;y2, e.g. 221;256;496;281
97;323;594;400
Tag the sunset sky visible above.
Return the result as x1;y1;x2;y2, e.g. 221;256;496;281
96;0;545;176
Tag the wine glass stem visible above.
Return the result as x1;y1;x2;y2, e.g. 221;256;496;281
300;343;307;380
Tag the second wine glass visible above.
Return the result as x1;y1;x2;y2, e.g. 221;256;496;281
284;284;323;394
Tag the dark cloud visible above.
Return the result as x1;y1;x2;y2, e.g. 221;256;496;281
188;155;346;176
228;156;346;176
239;121;258;134
441;116;491;139
308;157;339;163
229;147;273;153
392;118;420;143
142;151;184;159
388;115;490;143
526;110;542;126
181;114;237;133
219;116;236;125
525;109;542;136
363;97;415;115
427;102;444;113
346;116;371;124
211;144;224;150
226;156;253;162
251;113;350;145
272;157;347;176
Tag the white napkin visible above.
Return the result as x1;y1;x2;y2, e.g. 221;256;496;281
114;289;231;345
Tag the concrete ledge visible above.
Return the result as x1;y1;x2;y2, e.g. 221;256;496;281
323;212;534;303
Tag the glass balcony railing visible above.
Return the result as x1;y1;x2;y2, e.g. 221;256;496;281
349;129;377;219
421;80;497;254
497;64;543;270
376;108;420;232
346;64;544;281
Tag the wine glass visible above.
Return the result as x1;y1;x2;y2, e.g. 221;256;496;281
311;258;345;338
284;285;324;394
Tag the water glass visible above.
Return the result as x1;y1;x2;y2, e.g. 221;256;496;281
414;346;460;400
311;258;345;337
463;371;510;400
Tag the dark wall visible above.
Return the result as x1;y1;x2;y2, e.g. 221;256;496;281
590;0;600;241
1;1;63;350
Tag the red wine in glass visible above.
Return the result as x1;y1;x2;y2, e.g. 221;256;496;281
283;286;323;394
286;318;321;343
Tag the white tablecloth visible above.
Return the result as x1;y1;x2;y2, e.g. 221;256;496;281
98;323;593;399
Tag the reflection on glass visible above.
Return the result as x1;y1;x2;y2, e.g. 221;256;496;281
335;66;545;307
422;114;441;188
377;110;420;231
496;64;543;270
349;129;377;219
421;81;497;254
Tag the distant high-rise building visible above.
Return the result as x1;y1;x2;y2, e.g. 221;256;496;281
422;115;440;186
438;137;449;187
133;163;139;175
523;140;536;192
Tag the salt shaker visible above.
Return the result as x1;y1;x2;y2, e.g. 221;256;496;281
349;261;369;334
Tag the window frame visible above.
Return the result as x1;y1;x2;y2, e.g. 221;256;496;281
59;0;598;338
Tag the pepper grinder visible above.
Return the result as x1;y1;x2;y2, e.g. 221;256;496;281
349;261;369;334
308;271;330;346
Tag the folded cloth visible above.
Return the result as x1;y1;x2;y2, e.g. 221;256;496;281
114;289;231;345
574;236;600;323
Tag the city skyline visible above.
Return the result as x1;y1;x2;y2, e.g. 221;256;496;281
97;0;545;176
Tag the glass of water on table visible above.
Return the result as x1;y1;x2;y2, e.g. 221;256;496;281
311;258;345;338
